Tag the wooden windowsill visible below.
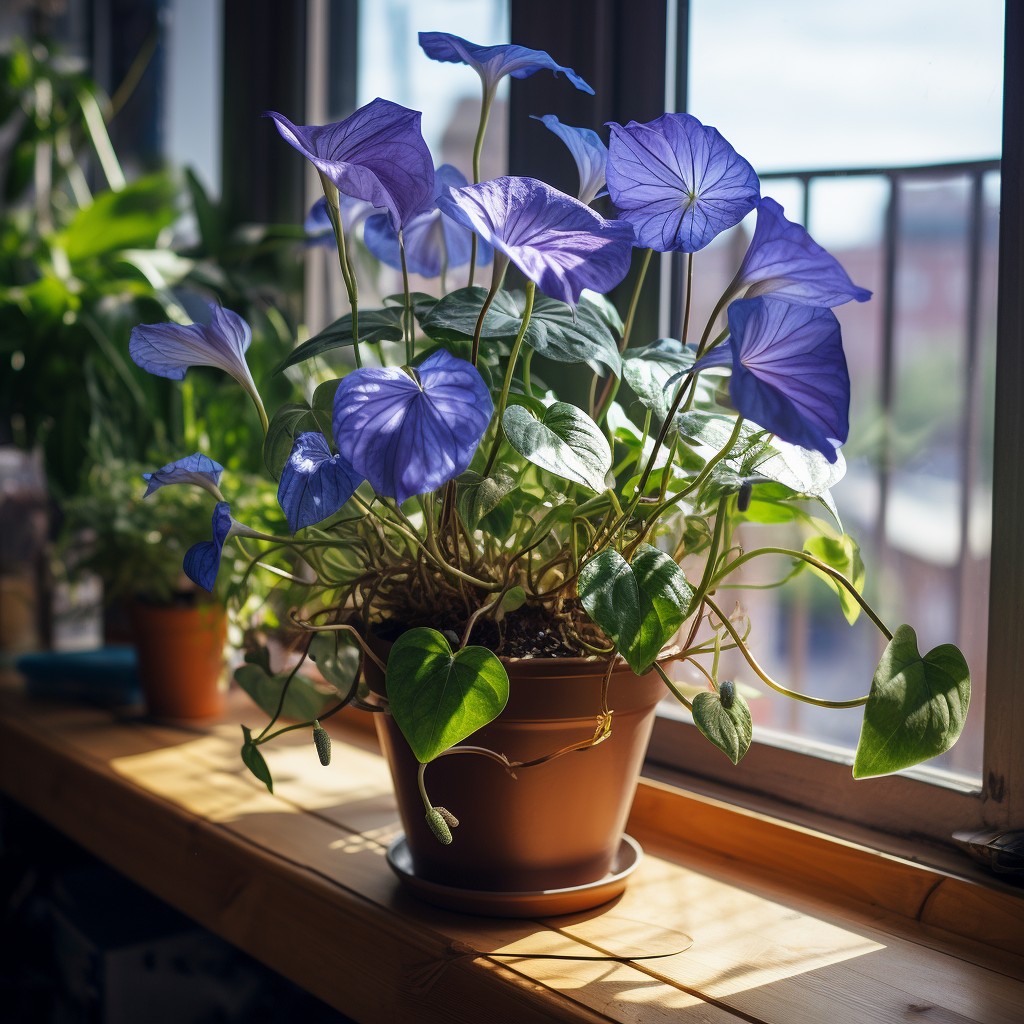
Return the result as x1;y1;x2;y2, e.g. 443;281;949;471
1;679;1022;1024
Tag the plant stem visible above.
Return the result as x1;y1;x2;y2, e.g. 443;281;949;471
467;86;496;286
715;546;894;641
318;172;361;368
705;596;871;708
471;256;507;366
595;247;653;424
483;280;536;478
653;661;692;711
399;231;414;363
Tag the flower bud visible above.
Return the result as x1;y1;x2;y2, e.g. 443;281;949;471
425;807;453;845
435;806;459;829
719;679;736;710
312;721;332;766
737;480;753;512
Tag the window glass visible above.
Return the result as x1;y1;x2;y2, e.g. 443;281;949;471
358;0;508;179
354;0;509;299
682;0;1004;779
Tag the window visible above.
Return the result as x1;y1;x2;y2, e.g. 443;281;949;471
643;0;1020;857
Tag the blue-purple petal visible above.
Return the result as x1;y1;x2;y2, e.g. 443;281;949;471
606;113;759;252
735;197;873;306
129;304;257;397
332;348;493;504
531;115;608;206
697;297;849;462
363;165;491;276
419;31;593;96
267;99;435;229
278;432;362;533
305;194;375;248
183;501;233;592
143;453;224;498
438;176;634;304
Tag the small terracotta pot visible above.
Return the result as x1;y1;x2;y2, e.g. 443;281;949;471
130;601;227;719
372;655;665;902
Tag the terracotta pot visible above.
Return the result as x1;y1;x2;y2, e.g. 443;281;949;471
130;601;227;719
371;655;665;909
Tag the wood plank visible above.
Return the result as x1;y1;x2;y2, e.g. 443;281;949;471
629;776;1024;958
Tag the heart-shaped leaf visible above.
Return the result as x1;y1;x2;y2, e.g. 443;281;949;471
277;307;405;371
386;628;509;763
692;686;752;764
622;339;695;420
503;402;611;493
853;625;971;778
577;544;692;674
456;471;517;529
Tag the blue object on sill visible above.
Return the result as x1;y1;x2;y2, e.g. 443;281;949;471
16;646;142;706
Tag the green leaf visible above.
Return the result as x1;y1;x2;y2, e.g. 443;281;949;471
804;533;865;624
57;173;178;261
263;401;330;479
307;632;361;695
456;471;517;529
240;725;274;793
746;443;846;526
386;627;509;763
422;287;621;375
185;167;224;255
503;402;611;493
622;340;694;421
692;688;753;764
277;307;404;370
312;378;341;418
383;291;439;324
234;663;332;721
853;625;971;778
577;544;692;674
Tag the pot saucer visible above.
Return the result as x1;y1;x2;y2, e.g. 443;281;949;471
385;834;642;917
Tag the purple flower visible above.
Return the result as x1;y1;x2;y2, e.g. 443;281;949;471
332;348;493;504
304;194;374;248
695;297;849;462
438;176;634;305
531;114;607;206
419;31;593;99
129;305;262;414
267;99;434;229
606;113;759;252
278;432;362;533
363;165;492;277
183;502;234;592
734;198;872;307
143;453;224;500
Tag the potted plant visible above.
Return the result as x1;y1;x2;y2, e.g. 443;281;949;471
125;31;971;915
57;457;231;717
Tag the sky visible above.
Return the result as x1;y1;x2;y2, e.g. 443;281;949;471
689;0;1004;171
688;0;1005;246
